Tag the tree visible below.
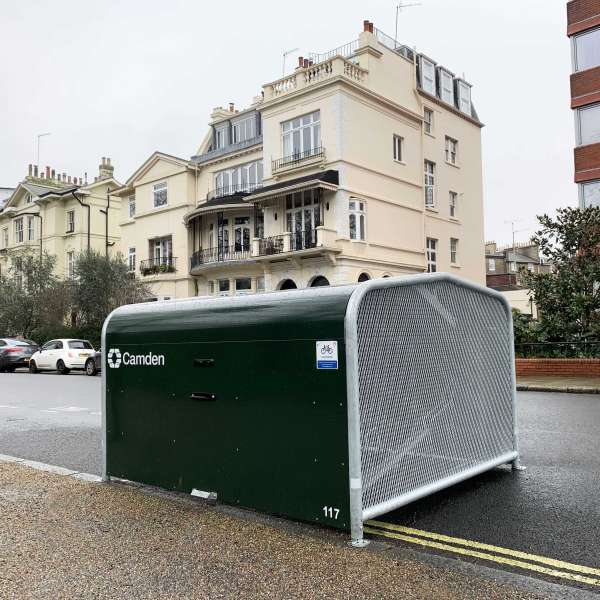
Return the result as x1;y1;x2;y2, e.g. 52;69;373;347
71;250;151;330
0;251;70;338
522;206;600;341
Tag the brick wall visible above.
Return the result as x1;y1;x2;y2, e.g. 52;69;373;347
571;66;600;107
516;358;600;377
567;0;600;35
574;142;600;182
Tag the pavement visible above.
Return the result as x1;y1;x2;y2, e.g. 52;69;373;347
0;458;581;600
517;376;600;394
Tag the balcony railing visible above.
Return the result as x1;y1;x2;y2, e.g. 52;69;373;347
290;229;317;251
190;245;251;269
206;183;263;202
193;135;263;165
140;256;177;276
272;147;324;172
258;235;285;256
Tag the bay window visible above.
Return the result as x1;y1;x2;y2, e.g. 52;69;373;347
214;161;263;196
14;218;23;243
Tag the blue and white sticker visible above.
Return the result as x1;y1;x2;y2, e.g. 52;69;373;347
316;341;338;370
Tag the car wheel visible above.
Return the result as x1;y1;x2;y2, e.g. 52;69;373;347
56;360;70;375
29;361;38;374
85;359;97;376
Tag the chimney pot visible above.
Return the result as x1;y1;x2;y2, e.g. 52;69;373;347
28;164;33;176
51;169;55;179
45;166;51;178
229;102;235;112
107;157;111;165
84;172;88;184
62;172;66;182
303;58;309;68
58;174;62;182
298;56;304;68
370;21;374;33
34;165;38;177
363;19;370;32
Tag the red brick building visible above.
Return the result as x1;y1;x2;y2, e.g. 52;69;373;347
568;0;600;206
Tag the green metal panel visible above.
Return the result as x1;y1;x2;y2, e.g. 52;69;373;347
105;287;355;531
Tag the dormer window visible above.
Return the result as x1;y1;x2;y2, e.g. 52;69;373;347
439;69;454;105
232;116;256;144
419;57;436;95
457;81;472;115
215;127;227;149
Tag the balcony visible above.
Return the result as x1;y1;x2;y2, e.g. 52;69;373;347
190;245;251;270
272;147;325;174
257;235;285;256
263;56;368;102
140;256;177;276
206;183;263;202
192;135;263;165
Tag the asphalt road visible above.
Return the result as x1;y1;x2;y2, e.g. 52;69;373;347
0;370;101;474
1;371;599;593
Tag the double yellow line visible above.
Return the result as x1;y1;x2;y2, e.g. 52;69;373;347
365;520;600;587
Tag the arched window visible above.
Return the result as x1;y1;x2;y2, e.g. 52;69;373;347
279;279;297;290
310;276;330;287
357;272;370;282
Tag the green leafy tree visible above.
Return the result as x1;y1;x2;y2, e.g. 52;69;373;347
0;252;70;338
522;206;600;341
71;250;151;330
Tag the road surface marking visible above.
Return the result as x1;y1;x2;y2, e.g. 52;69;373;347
364;524;599;587
0;405;18;409
367;520;600;577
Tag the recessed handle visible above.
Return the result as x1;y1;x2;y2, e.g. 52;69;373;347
194;358;215;368
190;392;216;401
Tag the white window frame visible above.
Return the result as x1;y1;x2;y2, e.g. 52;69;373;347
217;279;230;296
215;161;263;195
14;218;23;243
281;111;321;159
424;108;434;135
393;135;404;162
215;127;227;149
457;81;471;115
424;161;435;207
576;102;600;146
27;216;35;241
420;57;436;95
445;137;458;165
488;258;495;272
510;261;517;272
450;237;458;264
235;277;252;295
573;27;600;72
440;69;454;105
1;227;8;248
128;247;136;272
66;210;75;233
25;193;32;204
67;251;75;279
232;116;256;144
449;191;458;218
426;238;437;273
153;182;168;208
349;199;366;241
128;196;136;218
527;263;534;272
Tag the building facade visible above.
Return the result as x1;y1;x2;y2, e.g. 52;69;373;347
568;0;600;207
485;241;552;316
0;160;121;279
119;20;486;299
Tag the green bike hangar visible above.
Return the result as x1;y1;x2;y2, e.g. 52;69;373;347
101;273;520;547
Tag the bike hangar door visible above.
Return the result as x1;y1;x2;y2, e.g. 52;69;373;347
344;274;519;546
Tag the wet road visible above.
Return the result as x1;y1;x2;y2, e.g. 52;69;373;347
372;391;600;590
0;371;101;474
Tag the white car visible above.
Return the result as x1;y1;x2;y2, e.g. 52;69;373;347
29;339;96;375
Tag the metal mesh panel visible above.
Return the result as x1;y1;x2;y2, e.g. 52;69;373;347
355;280;515;515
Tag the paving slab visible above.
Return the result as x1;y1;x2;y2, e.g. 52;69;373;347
517;376;600;394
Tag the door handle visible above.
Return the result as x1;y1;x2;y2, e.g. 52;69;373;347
194;358;214;368
190;392;216;401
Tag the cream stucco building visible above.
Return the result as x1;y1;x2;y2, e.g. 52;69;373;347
118;21;485;300
0;160;121;279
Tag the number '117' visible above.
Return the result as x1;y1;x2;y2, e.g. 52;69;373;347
323;506;340;519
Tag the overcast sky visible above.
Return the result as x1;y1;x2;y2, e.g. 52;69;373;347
0;0;573;244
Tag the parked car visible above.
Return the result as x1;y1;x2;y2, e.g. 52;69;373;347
85;350;101;376
29;339;96;374
0;338;39;372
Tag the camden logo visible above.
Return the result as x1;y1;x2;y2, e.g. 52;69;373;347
106;348;165;369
